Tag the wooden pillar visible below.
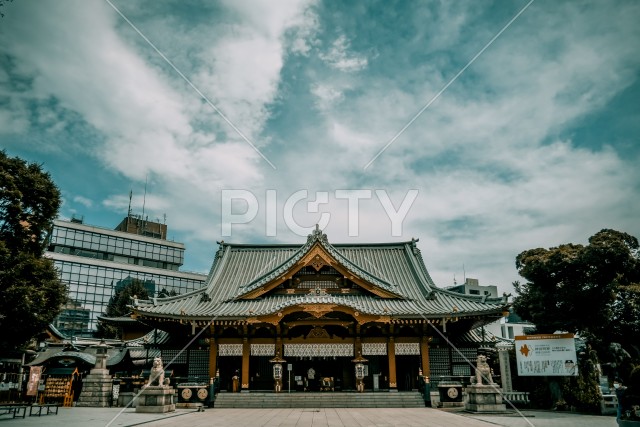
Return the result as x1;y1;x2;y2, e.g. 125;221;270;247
354;323;363;359
209;337;217;379
388;336;397;391
275;324;283;357
420;336;431;378
241;337;250;391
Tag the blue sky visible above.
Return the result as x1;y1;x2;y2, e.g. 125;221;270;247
1;0;639;292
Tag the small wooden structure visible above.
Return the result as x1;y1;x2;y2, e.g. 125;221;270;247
40;367;78;407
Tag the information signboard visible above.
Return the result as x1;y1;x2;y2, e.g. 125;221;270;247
515;333;578;376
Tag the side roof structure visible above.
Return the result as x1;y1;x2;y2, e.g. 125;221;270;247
132;228;508;324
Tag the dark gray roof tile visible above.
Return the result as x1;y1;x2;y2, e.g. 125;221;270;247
134;235;507;320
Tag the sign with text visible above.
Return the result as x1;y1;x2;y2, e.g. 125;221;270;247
515;333;578;376
26;366;42;396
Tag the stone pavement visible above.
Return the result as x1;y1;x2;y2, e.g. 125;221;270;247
1;407;618;427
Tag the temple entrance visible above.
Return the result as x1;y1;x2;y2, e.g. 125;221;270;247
286;357;354;391
396;355;420;391
249;356;274;391
217;356;242;392
362;355;388;391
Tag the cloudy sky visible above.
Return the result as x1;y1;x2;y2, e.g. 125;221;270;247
1;0;639;293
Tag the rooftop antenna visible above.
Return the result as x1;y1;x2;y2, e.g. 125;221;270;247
453;274;457;285
126;189;133;231
463;264;466;283
163;213;167;239
141;174;148;235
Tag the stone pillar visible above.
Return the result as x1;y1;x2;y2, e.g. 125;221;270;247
465;385;506;412
388;337;397;391
241;338;250;391
208;337;217;379
497;342;514;392
420;336;432;378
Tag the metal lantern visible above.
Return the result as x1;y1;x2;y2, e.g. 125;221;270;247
269;350;286;393
355;362;365;380
351;351;368;393
273;363;283;380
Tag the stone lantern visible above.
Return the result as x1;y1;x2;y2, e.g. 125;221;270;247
76;340;113;407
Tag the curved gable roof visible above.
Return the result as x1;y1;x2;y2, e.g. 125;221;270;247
233;227;401;299
132;231;507;320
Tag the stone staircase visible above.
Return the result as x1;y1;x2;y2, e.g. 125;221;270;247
214;392;426;408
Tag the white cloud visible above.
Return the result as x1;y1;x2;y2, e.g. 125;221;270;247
310;83;344;111
0;0;316;246
263;1;640;290
73;195;93;208
319;35;369;72
287;3;321;55
1;0;638;294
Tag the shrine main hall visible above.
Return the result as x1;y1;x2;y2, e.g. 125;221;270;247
129;227;508;393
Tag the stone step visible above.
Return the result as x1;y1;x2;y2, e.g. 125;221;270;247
214;392;425;408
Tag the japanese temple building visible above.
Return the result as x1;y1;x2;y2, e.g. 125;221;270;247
129;227;509;392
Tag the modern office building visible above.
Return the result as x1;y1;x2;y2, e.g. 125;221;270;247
46;216;208;337
446;280;536;340
446;278;499;298
485;309;536;340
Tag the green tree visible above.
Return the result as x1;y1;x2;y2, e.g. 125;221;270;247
513;229;640;357
0;0;13;18
0;150;67;349
610;283;640;359
158;287;178;298
96;278;150;339
562;345;602;413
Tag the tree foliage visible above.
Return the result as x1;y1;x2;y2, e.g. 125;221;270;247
0;150;67;349
513;229;640;357
562;345;602;413
158;287;178;298
96;278;150;339
0;0;13;18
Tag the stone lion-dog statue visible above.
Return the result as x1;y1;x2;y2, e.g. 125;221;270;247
471;354;494;385
148;357;169;387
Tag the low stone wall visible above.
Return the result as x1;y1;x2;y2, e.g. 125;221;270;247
601;394;618;415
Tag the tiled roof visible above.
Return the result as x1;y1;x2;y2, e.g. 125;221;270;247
98;314;139;324
133;233;507;321
29;329;170;367
233;228;399;298
27;347;127;367
125;329;171;347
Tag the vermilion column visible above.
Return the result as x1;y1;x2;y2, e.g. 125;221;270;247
209;337;217;379
388;337;397;391
241;338;250;391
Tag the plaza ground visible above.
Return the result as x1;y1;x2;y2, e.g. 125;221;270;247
0;407;618;427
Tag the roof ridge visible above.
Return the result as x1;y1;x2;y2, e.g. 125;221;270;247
216;240;417;249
